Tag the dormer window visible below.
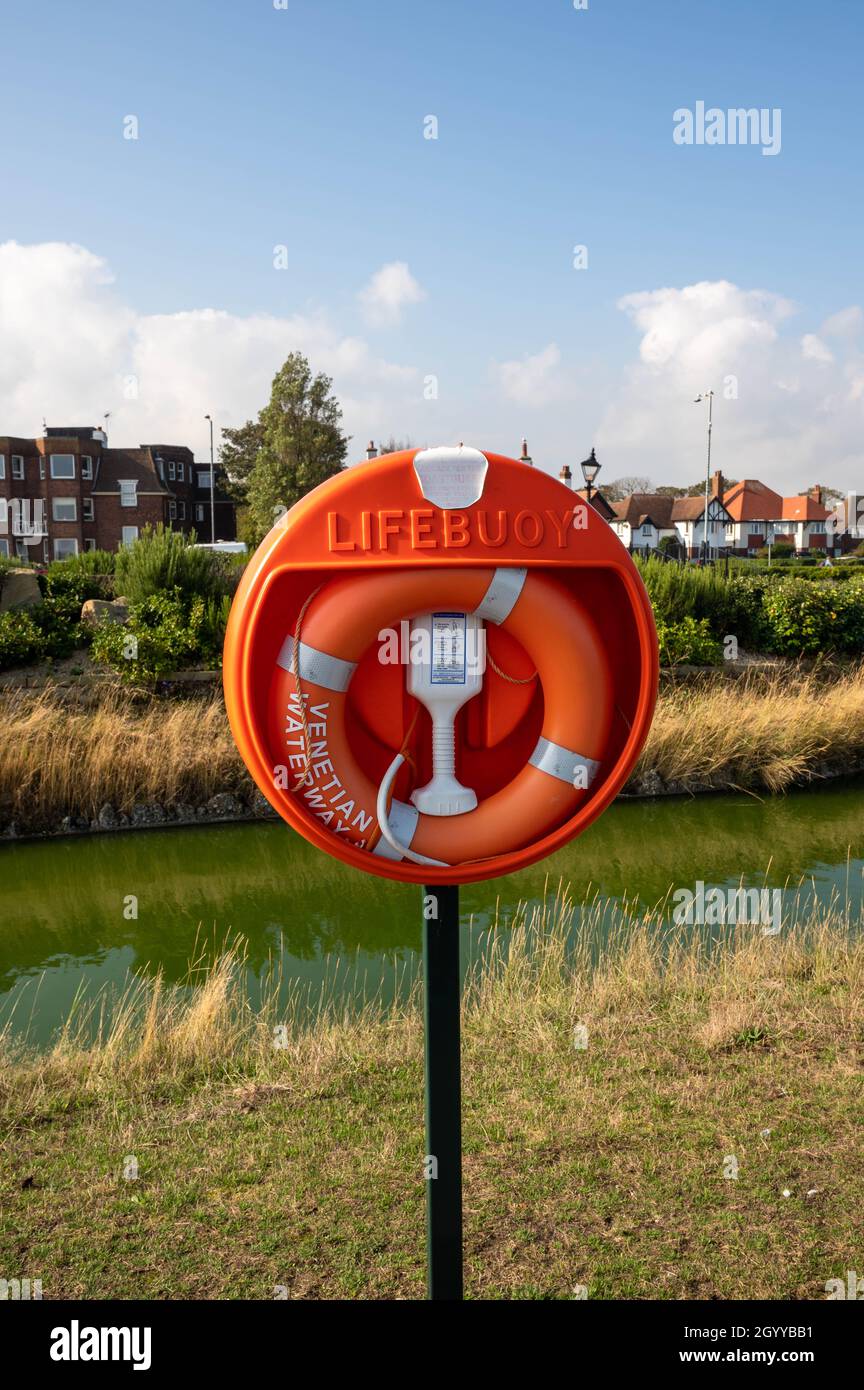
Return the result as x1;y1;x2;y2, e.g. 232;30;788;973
119;479;138;508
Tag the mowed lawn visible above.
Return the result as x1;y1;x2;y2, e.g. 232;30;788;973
1;900;862;1300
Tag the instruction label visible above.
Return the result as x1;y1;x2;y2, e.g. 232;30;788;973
431;612;467;685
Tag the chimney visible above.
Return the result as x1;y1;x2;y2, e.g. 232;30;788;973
366;440;378;460
710;469;724;499
811;484;822;505
520;437;533;466
559;465;573;488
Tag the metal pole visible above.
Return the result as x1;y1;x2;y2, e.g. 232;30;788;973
703;390;714;564
422;884;463;1300
208;417;216;545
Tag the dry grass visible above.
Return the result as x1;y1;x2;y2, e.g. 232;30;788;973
1;889;862;1299
0;684;248;828
637;663;864;792
2;664;864;833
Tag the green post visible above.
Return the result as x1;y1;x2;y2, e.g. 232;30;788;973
422;884;463;1300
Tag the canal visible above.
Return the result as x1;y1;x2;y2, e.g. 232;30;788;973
2;782;863;1044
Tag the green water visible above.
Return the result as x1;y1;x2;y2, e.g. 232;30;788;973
2;783;863;1044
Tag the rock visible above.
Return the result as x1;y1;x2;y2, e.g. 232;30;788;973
130;802;166;827
630;769;664;798
249;788;276;818
2;821;19;839
205;792;242;819
81;598;130;627
0;568;42;613
171;802;198;823
97;803;119;830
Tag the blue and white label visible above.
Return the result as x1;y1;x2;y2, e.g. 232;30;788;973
431;612;467;684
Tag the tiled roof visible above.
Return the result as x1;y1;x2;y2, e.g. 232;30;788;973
92;448;169;494
781;494;829;521
611;494;676;527
722;479;783;521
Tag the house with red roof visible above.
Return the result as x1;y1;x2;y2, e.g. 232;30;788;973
719;474;829;554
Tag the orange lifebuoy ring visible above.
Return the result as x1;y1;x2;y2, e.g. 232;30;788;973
267;565;611;867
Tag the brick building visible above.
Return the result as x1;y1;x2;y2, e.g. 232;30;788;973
0;425;236;560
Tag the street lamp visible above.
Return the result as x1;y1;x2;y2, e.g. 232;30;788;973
580;448;601;506
204;414;216;545
693;392;714;564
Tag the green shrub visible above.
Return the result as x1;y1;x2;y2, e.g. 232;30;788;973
30;594;87;659
757;541;795;559
42;551;115;603
656;616;723;667
115;526;226;605
763;577;864;654
90;589;229;684
0;610;47;669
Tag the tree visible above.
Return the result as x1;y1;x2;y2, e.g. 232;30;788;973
218;419;265;504
603;475;654;501
243;353;349;544
379;436;414;454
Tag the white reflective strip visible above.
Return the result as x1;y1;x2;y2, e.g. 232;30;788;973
529;736;600;788
473;567;527;625
373;799;419;859
276;636;357;692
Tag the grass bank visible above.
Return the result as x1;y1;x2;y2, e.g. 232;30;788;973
1;893;862;1299
3;665;864;835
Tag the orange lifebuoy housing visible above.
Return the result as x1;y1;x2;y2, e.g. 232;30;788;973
224;445;658;885
268;566;611;867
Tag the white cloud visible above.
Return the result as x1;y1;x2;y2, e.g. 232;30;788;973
357;260;426;327
801;333;833;364
0;241;420;458
597;281;864;491
820;305;862;339
492;343;567;407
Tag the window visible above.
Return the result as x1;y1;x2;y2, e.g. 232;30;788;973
195;504;205;522
119;479;138;508
81;456;93;480
197;469;213;489
83;498;94;522
84;537;97;552
0;456;5;479
53;538;79;559
169;500;177;520
156;458;165;481
52;497;77;522
12;455;25;480
177;501;186;520
168;459;176;480
177;461;185;481
50;454;76;479
121;526;139;547
641;524;651;536
810;521;825;533
0;538;8;557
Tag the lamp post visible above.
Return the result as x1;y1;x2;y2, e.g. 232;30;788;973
580;448;601;507
204;414;216;544
694;392;714;564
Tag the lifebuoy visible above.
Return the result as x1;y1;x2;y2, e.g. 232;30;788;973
267;565;611;867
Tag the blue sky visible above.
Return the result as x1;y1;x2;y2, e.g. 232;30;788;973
2;0;862;487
